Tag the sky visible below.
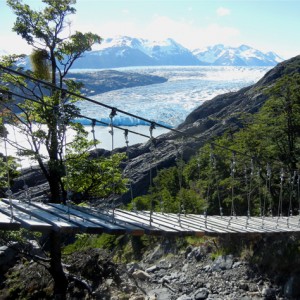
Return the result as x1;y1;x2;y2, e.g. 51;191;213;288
0;0;300;59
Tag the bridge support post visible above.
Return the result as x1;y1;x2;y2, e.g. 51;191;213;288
49;231;68;300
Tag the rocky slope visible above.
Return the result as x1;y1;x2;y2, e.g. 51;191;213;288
118;54;300;203
1;235;300;299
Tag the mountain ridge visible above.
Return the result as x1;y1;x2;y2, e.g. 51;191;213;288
71;36;283;68
1;36;283;69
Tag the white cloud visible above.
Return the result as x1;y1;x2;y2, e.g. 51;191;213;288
216;7;231;17
3;14;240;54
93;15;240;50
142;16;240;50
1;34;33;55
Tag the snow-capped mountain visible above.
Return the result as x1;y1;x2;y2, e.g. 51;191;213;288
72;37;282;68
72;36;201;68
193;44;283;66
4;36;284;69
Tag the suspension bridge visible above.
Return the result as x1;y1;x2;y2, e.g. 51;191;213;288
1;198;300;236
1;65;300;237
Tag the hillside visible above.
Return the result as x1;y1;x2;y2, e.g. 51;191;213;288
67;70;167;96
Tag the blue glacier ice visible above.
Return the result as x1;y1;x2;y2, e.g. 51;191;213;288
75;66;271;128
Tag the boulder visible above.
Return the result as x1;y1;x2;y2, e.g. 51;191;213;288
193;288;209;300
132;270;151;281
211;255;234;271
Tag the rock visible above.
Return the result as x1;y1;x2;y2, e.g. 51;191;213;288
160;275;171;284
193;248;203;261
232;261;242;268
170;271;180;279
211;255;233;271
185;245;193;258
203;265;211;272
148;288;173;300
176;295;192;300
105;278;113;286
132;270;151;281
146;244;164;263
182;263;189;272
129;296;145;300
121;282;137;293
194;287;209;299
284;274;300;298
0;245;18;271
127;262;141;274
261;286;276;298
158;259;172;269
238;281;249;291
186;247;203;261
146;265;158;273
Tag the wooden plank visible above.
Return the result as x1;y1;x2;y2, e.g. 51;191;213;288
27;202;105;234
146;211;217;234
210;215;294;233
229;216;294;232
285;216;300;228
185;214;251;234
48;203;127;235
161;213;238;234
0;201;51;232
0;212;20;231
237;216;300;232
113;210;184;236
115;210;196;236
2;199;77;233
206;216;275;233
115;210;251;235
186;215;251;234
69;205;145;236
109;210;167;236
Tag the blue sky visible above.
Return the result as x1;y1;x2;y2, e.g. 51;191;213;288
1;0;299;59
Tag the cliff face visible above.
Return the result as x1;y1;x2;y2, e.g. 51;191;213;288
120;55;300;203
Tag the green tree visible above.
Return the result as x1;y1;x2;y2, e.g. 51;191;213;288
4;0;102;203
1;1;110;298
259;74;300;170
176;73;300;216
62;135;127;200
0;99;20;196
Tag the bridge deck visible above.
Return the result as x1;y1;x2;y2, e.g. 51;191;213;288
1;199;300;236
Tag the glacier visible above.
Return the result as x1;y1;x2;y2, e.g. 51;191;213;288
1;65;273;166
75;66;272;128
